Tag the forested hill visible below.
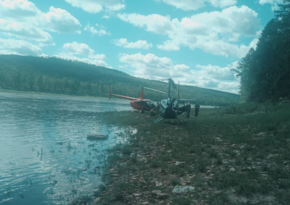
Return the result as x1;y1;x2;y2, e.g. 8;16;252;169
236;1;290;102
0;55;239;106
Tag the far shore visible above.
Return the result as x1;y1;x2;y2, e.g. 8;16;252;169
0;88;111;100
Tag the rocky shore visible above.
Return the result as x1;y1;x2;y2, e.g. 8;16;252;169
90;104;290;205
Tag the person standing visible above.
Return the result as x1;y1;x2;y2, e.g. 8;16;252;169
186;102;191;118
194;103;200;117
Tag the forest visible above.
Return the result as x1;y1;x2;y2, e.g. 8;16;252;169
235;0;290;102
0;55;239;106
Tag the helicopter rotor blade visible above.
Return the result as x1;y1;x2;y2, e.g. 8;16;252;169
168;78;176;89
143;87;167;95
154;117;163;123
178;82;180;101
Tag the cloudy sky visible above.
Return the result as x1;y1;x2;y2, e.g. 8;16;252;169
0;0;280;93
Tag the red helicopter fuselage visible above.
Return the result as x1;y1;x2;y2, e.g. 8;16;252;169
109;88;155;111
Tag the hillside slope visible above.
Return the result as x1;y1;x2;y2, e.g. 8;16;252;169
0;55;239;106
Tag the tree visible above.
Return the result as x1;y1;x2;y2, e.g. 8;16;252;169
238;1;290;102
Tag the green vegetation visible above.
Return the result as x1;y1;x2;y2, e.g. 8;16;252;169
0;55;239;106
95;103;290;204
235;1;290;102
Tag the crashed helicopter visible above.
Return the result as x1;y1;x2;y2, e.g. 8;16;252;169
155;78;192;123
109;87;156;112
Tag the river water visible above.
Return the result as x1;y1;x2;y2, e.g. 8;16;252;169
0;91;132;205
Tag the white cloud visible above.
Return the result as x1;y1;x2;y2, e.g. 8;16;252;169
57;53;109;68
63;41;94;55
209;0;237;8
65;0;125;13
0;37;42;56
155;0;237;11
57;41;110;68
190;61;240;93
196;63;237;81
157;40;180;51
0;1;81;39
42;7;81;34
0;0;83;58
117;13;173;35
0;0;40;19
249;38;259;50
113;38;152;49
119;52;239;93
195;40;251;58
259;0;282;5
84;24;110;36
0;19;53;44
119;53;189;79
259;0;282;10
119;6;260;58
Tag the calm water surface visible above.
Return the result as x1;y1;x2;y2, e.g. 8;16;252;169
0;92;132;205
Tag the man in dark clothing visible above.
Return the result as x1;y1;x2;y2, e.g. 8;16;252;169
156;102;160;112
186;102;191;118
139;106;145;114
195;103;200;117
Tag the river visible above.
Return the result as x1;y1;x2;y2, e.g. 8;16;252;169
0;91;132;205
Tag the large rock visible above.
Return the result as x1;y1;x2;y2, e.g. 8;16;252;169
173;186;195;193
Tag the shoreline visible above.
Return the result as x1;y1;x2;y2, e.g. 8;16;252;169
0;88;225;107
0;88;110;100
89;103;290;205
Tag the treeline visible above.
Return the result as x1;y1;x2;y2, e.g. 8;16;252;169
236;1;290;102
0;55;239;106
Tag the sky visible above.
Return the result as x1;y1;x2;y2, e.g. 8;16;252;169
0;0;282;94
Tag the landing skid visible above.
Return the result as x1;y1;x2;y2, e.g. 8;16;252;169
154;117;163;123
176;118;182;124
154;117;183;124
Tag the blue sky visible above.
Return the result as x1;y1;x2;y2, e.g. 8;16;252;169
0;0;281;93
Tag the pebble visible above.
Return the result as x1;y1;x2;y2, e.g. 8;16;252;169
229;167;236;172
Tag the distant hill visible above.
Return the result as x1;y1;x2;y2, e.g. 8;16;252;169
0;55;239;106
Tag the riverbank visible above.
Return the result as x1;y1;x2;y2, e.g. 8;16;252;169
0;88;110;100
92;103;290;205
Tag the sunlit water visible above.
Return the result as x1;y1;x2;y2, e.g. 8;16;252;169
0;92;133;205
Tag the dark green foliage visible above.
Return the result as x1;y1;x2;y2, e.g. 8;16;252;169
236;1;290;102
172;197;191;205
0;55;239;106
170;177;180;186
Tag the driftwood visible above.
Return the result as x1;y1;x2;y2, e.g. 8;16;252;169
87;134;107;140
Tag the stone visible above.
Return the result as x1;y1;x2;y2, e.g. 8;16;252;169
173;186;195;193
157;193;169;199
152;190;162;195
229;167;236;172
155;181;163;187
93;198;100;204
175;161;185;166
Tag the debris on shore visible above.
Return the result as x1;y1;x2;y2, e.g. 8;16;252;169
92;104;290;205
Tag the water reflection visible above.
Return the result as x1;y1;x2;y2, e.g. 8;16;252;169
0;92;132;204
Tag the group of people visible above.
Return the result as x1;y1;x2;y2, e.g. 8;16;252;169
185;102;200;119
144;101;201;119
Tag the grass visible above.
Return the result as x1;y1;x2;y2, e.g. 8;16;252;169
94;103;290;205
